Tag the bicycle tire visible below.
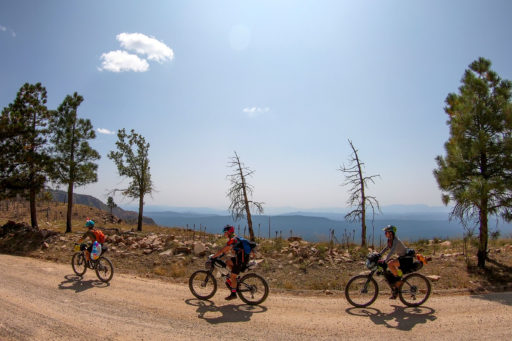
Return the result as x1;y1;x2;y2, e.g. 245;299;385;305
95;257;114;283
189;270;217;300
345;274;379;308
237;273;269;305
71;252;87;276
398;273;431;307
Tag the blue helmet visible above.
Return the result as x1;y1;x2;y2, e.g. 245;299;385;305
85;219;95;228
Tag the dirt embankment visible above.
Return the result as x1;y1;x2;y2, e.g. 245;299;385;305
1;254;512;340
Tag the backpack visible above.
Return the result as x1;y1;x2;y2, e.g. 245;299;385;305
92;229;106;244
234;237;257;258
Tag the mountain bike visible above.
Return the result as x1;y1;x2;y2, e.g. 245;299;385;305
345;251;431;307
189;255;269;305
72;243;114;283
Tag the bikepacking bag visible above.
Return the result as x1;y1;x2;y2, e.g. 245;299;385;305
91;241;102;260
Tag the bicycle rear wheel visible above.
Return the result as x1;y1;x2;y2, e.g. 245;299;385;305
398;273;431;307
237;273;269;305
95;257;114;283
71;252;87;276
345;275;379;308
189;270;217;300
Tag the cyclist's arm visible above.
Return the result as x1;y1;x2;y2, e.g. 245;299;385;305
378;245;389;257
385;240;397;261
78;230;94;243
213;245;232;258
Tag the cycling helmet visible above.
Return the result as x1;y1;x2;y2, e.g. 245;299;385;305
382;225;397;234
223;225;235;234
85;219;95;229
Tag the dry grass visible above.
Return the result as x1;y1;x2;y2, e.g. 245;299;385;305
1;201;512;293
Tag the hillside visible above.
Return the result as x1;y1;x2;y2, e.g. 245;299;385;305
48;189;156;225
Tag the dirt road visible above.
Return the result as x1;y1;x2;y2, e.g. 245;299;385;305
0;254;511;340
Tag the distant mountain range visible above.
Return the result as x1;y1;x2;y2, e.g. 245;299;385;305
49;190;156;225
50;194;512;242
145;209;512;242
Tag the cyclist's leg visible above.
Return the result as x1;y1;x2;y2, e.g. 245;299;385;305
387;258;400;277
85;244;92;261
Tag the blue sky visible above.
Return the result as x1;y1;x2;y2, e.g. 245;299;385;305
1;1;512;211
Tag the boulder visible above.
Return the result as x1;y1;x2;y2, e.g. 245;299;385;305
143;249;153;255
288;236;302;242
193;243;206;256
159;249;173;256
174;246;192;255
440;240;451;247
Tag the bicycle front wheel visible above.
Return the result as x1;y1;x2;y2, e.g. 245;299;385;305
71;252;87;276
189;270;217;300
345;275;379;308
399;273;431;307
95;257;114;283
237;273;269;305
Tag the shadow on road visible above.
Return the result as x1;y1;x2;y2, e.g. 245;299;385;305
470;292;512;306
185;298;267;324
345;305;437;331
58;274;109;293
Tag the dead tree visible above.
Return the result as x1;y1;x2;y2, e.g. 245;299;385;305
340;139;380;247
227;151;264;241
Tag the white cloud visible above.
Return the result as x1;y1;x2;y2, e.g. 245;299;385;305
97;128;116;135
243;107;270;117
99;50;149;72
117;32;174;63
0;25;6;31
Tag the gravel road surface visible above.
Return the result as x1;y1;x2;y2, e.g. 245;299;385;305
0;254;511;340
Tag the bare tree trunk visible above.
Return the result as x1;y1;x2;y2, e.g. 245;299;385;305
238;156;255;241
137;193;143;232
477;199;488;268
66;182;73;233
350;141;367;247
30;187;38;228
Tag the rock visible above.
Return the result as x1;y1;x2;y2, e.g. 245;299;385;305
143;249;153;255
318;260;324;266
174;246;192;255
42;242;49;249
159;249;173;256
324;290;334;295
59;237;66;241
440;240;451;247
427;275;441;282
288;236;302;242
193;243;206;256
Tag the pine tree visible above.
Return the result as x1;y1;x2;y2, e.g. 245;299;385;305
49;92;100;233
0;83;51;228
434;57;512;268
106;196;117;222
108;129;153;231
